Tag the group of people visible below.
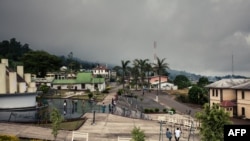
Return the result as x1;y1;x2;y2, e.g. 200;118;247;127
63;99;78;115
166;127;181;141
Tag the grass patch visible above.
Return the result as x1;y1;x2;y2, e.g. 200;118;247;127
165;88;189;95
71;93;106;101
33;118;87;131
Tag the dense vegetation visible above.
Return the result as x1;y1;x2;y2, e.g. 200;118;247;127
196;103;232;141
0;38;98;77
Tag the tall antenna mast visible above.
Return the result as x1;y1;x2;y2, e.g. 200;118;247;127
232;53;234;78
154;41;157;64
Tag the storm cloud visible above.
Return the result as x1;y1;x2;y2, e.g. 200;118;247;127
1;0;250;76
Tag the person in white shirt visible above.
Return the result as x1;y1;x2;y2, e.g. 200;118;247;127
175;127;181;141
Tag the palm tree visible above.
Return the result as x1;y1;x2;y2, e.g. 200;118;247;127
121;60;131;90
132;60;140;90
134;59;149;89
145;62;153;88
152;57;169;101
112;65;122;81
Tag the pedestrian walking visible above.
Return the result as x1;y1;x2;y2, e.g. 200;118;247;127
63;100;67;112
108;104;111;113
112;98;114;106
175;127;181;141
102;102;106;113
166;128;172;141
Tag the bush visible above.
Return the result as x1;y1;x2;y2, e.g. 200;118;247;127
163;108;167;113
176;94;189;103
131;126;145;141
149;109;154;113
105;86;111;91
169;108;176;114
88;93;93;99
154;108;159;113
140;97;144;101
85;89;91;93
117;89;124;95
144;109;149;113
0;134;19;141
102;89;109;93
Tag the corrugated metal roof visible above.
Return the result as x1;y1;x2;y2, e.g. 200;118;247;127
232;81;250;90
220;100;236;107
205;79;250;88
52;72;104;84
52;79;77;84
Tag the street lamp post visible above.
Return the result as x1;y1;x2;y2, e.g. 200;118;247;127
159;120;164;141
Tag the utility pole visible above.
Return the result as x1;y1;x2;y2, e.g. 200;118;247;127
188;121;195;141
159;120;164;141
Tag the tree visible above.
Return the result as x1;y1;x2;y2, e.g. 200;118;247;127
121;60;131;90
152;57;169;96
134;59;149;88
173;75;191;89
131;61;140;90
144;62;153;88
197;77;210;87
38;84;50;94
131;126;145;141
50;108;64;140
0;38;32;62
22;50;62;77
188;86;203;104
195;103;232;141
188;85;208;105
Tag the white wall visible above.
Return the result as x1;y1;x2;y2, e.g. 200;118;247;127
0;64;6;94
0;94;37;108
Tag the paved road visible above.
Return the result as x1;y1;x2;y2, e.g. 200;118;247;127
132;89;250;125
132;90;201;117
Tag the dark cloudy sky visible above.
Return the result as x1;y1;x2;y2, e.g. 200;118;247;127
1;0;250;76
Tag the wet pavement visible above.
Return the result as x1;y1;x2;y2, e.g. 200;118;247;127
1;84;249;141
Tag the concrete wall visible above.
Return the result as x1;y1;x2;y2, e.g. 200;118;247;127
237;104;250;119
9;72;17;93
1;58;9;67
17;66;24;78
209;89;220;101
237;90;250;119
0;94;37;108
24;73;31;84
222;89;236;100
52;83;102;92
0;64;6;94
222;107;233;117
19;82;26;93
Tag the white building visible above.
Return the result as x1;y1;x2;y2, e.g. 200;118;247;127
0;58;38;122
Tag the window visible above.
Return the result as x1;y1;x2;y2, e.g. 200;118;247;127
242;91;245;99
242;107;245;116
216;89;218;97
94;84;98;88
212;89;214;96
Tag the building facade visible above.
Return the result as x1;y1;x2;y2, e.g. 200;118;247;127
0;58;38;122
206;79;250;119
52;72;105;92
92;64;110;79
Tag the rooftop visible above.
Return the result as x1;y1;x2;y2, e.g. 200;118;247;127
205;78;250;88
